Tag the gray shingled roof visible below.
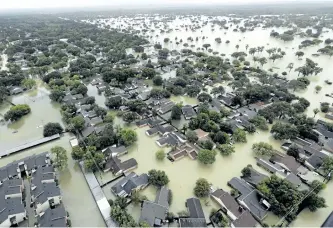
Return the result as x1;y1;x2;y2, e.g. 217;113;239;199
155;186;169;208
37;204;67;227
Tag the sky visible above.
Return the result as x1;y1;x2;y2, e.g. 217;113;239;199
0;0;326;10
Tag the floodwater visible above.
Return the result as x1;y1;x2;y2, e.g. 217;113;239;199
0;86;64;151
0;133;105;227
89;15;333;226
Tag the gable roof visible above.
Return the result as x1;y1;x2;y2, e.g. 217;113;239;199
211;189;242;219
186;198;205;218
155;186;169;208
242;167;269;187
232;210;258;227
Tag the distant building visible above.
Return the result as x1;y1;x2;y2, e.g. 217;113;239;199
111;172;149;197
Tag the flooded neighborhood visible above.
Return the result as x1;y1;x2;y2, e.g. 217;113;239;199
1;2;333;227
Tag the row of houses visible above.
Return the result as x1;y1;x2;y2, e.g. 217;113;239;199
0;153;70;227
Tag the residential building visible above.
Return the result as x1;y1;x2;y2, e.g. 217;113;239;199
103;154;138;176
103;146;128;157
146;124;175;136
111;172;149;197
241;167;269;188
168;144;198;161
36;204;68;227
156;132;187;147
181;105;197;120
179;198;207;227
228;177;269;221
139;186;170;227
211;189;257;227
136;117;165;128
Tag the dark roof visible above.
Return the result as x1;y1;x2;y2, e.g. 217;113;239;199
146;125;174;135
232;210;258;227
242;167;268;187
270;153;301;174
0;197;25;224
186;198;205;218
256;158;284;173
155;186;170;208
306;151;328;169
211;189;242;218
182;105;197;119
156;132;182;147
140;201;168;227
228;177;253;196
37;204;67;227
109;146;127;154
111;172;149;196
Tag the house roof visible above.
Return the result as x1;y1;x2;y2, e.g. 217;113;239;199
194;129;209;139
186;198;205;218
232;210;258;227
155;186;170;208
139;201;168;227
111;172;148;196
256;158;284;173
37;204;67;227
211;189;242;218
0;197;25;224
182;105;197;118
147;124;174;136
228;177;253;196
270;153;302;174
156;132;182;147
242;167;268;187
306;151;328;169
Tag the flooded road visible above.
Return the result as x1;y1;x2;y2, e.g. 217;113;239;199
0;133;105;227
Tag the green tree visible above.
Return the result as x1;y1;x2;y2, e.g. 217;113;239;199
153;75;163;86
252;142;274;157
155;149;165;161
71;146;86;160
322;156;333;179
70;116;85;132
233;129;247;143
4;104;31;121
119;128;137;146
142;68;156;79
21;78;36;89
194;178;210;197
43;122;63;137
171;104;182;120
217;144;235;156
241;166;252;177
313;108;320;117
123;111;138;123
315;85;322;93
249;116;268;131
148;169;169;187
271;122;299;140
186;130;198;143
51;146;68;170
197;149;217;165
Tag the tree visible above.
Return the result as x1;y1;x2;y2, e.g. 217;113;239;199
233;129;247;143
197;149;217;165
212;131;230;144
287;145;300;159
320;102;330;113
171;104;182;120
211;86;225;97
203;44;211;50
241;167;252;177
148;169;169;187
156;149;165;161
322;156;333;178
313;108;320;117
252;142;274;157
271;122;299;140
287;63;294;72
123;112;138;123
22;78;36;89
153;75;163;86
49;88;66;102
105;96;122;109
71;146;86;160
295;51;305;59
198;93;212;102
43;122;63;137
217;144;235;156
70;116;85;132
119;128;137;146
194;178;210;197
249;116;268;131
51;146;68;170
4;104;31;121
94;106;107;119
131;190;148;205
186;130;198;143
142;67;156;79
259;57;267;67
315;85;322;93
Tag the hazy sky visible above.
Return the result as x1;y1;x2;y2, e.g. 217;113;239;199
0;0;321;9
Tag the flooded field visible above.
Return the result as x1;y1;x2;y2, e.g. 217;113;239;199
0;133;105;227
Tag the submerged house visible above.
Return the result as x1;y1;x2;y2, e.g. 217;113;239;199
146;124;175;136
111;172;149;197
168;144;198;161
211;189;257;228
156;132;187;147
103;155;138;176
228;177;269;222
181;105;197;120
178;198;207;227
139;186;170;227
